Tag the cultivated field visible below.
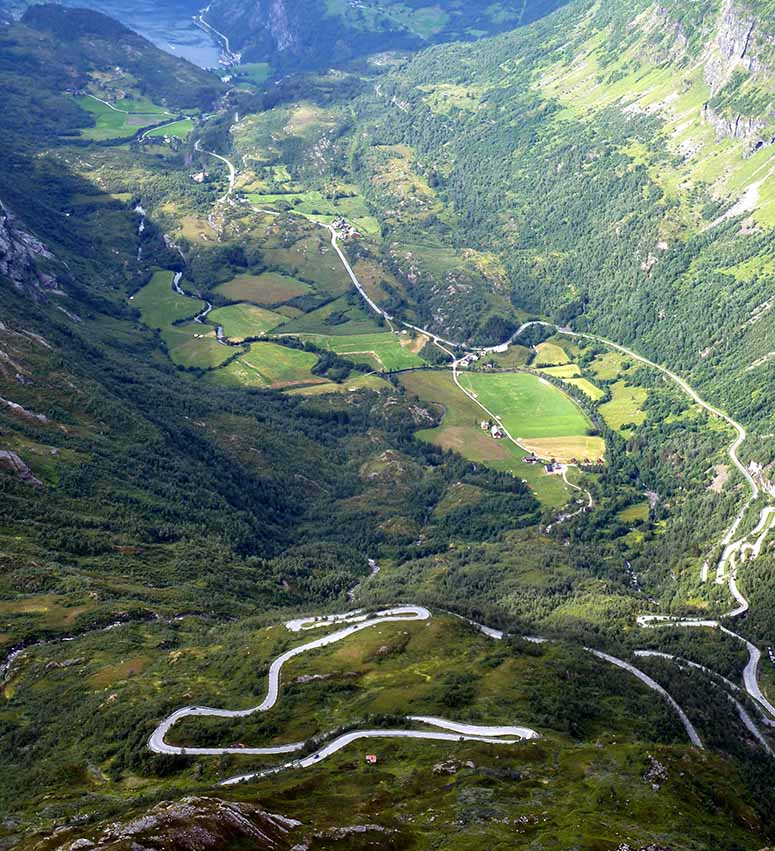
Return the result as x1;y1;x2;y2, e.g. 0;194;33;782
459;372;588;439
132;271;203;329
278;296;381;336
217;342;323;388
538;364;581;378
400;370;572;507
262;236;348;296
458;372;605;462
599;381;648;431
314;332;428;371
71;95;166;141
215;273;311;305
286;373;391;396
145;118;193;140
209;303;285;340
566;377;606;401
160;325;234;369
533;341;570;366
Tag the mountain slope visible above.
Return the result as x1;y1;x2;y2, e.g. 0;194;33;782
205;0;571;70
335;0;775;444
4;4;775;850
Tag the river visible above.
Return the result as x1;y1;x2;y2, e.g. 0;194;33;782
59;0;223;69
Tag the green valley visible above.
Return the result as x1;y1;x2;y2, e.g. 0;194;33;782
3;0;775;849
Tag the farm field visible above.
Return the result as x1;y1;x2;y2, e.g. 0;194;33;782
160;324;235;369
278;296;381;336
209;303;286;340
458;372;605;463
285;373;391;396
308;332;428;371
215;342;323;388
589;351;629;380
566;377;606;401
399;370;572;507
262;236;348;296
132;271;203;329
145;118;194;139
599;381;648;431
486;345;532;369
533;341;570;366
215;273;311;305
538;364;581;378
71;95;166;141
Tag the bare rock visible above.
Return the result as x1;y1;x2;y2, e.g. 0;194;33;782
643;755;669;790
0;451;42;486
0;199;60;301
53;797;301;851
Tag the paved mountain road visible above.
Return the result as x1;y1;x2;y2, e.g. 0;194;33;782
148;606;703;786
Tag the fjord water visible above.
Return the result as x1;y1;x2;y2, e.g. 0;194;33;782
60;0;222;67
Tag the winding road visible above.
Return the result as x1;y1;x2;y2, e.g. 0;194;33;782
529;326;775;727
148;605;709;785
148;606;541;783
195;140;236;205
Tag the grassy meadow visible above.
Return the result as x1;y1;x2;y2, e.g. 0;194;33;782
131;271;202;329
400;370;573;507
458;372;604;462
209;303;286;340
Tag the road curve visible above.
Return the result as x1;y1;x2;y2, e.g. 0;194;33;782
195;141;235;204
220;718;537;786
635;650;773;756
635;650;773;752
149;606;434;755
185;146;771;738
148;602;701;788
586;648;703;748
553;327;757;580
505;323;775;722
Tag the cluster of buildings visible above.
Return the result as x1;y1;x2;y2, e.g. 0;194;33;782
523;455;604;473
332;217;361;240
480;420;505;440
524;455;562;474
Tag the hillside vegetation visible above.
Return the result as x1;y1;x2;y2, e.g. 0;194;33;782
3;2;775;849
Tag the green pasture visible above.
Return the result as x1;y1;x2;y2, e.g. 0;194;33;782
215;273;312;306
132;271;203;329
209;303;286;340
217;342;322;388
306;332;427;371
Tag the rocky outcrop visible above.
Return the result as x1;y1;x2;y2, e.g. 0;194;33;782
0;199;60;301
703;0;759;93
0;450;42;486
702;104;770;142
48;797;301;851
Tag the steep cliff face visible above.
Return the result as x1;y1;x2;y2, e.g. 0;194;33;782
0;199;60;301
656;0;775;145
207;0;307;57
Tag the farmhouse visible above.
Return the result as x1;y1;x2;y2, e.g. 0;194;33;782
523;454;539;464
365;754;378;764
333;217;361;240
490;424;505;439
